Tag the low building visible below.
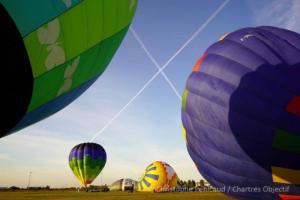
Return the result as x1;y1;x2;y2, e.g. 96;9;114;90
109;178;137;191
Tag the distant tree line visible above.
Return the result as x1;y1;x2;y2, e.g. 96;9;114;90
177;179;208;188
174;179;213;192
0;185;51;192
0;180;210;193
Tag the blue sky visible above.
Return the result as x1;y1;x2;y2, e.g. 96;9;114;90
1;0;300;188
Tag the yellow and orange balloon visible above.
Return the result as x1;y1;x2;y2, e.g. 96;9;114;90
137;161;179;192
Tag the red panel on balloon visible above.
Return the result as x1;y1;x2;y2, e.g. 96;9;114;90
286;96;300;117
280;194;300;200
193;52;207;72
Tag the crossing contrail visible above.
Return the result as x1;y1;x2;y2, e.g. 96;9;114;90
130;27;182;100
89;0;231;142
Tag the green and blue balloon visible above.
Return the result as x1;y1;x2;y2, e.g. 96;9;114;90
0;0;137;137
69;143;106;187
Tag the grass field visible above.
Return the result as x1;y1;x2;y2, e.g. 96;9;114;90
0;191;234;200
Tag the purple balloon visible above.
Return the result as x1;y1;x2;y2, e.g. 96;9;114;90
182;26;300;200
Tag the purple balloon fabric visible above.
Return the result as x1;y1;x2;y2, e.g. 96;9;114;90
182;26;300;200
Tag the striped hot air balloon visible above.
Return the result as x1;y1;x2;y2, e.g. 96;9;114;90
69;143;106;187
182;26;300;200
137;161;179;192
0;0;137;137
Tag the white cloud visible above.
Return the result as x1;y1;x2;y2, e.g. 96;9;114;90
0;130;81;187
0;153;11;161
0;102;202;188
252;0;300;32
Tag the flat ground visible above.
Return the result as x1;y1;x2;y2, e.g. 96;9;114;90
0;191;234;200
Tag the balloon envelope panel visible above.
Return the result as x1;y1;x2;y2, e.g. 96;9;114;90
137;161;179;192
182;26;300;200
69;142;106;187
0;0;137;137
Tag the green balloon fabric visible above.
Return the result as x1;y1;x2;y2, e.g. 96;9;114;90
69;143;107;187
0;0;137;137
